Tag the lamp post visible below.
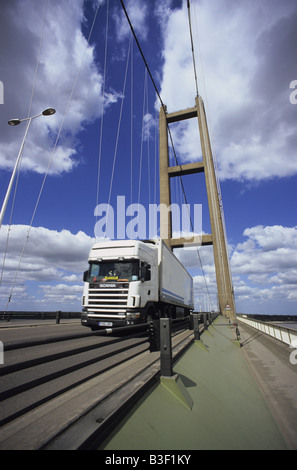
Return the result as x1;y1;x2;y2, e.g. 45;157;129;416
0;108;56;228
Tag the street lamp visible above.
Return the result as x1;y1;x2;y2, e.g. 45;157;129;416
0;108;56;228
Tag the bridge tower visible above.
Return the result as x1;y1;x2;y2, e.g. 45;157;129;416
159;95;236;321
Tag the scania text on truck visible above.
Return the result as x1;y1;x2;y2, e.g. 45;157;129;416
81;239;193;330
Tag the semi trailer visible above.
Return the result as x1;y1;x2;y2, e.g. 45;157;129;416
81;239;193;330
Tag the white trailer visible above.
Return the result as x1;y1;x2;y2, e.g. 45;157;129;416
81;239;193;330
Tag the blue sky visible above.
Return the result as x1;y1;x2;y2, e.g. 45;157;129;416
0;0;297;315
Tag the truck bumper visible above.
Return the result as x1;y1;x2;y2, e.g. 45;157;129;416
81;310;143;330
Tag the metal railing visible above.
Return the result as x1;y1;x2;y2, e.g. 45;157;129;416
1;309;220;376
1;311;81;322
237;314;297;347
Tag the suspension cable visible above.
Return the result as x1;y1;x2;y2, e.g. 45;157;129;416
187;0;199;97
137;68;148;209
120;0;213;306
105;34;133;229
119;0;186;201
130;39;134;208
192;1;233;303
120;0;166;113
96;0;109;221
0;0;48;293
3;0;102;310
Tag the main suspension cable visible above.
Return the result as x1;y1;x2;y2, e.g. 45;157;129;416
120;0;166;113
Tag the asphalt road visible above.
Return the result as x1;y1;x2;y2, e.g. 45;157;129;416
0;320;149;434
0;320;84;343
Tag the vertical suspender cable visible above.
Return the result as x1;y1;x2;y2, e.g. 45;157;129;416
192;1;234;304
105;34;132;230
187;0;199;97
120;0;213;307
96;0;109;222
130;39;134;208
0;0;48;293
137;68;148;210
3;0;102;310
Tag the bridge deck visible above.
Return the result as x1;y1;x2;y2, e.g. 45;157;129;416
101;317;288;450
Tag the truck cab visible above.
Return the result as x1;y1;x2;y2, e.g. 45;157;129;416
81;240;158;330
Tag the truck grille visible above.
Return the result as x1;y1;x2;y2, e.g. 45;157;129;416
87;284;129;314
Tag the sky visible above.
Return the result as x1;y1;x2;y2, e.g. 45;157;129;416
0;0;297;315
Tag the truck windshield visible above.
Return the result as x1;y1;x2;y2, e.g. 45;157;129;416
88;260;139;282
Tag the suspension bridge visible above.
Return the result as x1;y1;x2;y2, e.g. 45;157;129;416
0;0;296;452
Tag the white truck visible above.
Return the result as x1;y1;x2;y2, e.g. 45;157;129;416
81;239;193;330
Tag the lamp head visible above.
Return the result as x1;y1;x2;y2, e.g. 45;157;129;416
42;108;56;116
8;108;56;126
8;119;21;126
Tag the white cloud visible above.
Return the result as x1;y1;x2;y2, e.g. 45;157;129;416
113;0;149;42
232;225;297;275
158;3;195;113
143;113;155;142
230;225;297;312
2;223;296;313
174;224;297;313
158;0;297;181
38;283;84;306
0;224;94;310
0;0;118;176
243;225;297;251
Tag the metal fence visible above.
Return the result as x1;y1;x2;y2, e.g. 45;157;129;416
1;309;220;377
237;314;297;347
1;311;81;322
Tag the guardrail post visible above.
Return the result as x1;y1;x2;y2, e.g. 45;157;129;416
235;323;241;341
203;313;208;331
1;312;10;322
148;320;160;352
160;318;173;377
192;313;200;340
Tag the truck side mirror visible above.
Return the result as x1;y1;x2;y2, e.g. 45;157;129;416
140;264;146;282
83;270;89;282
140;268;145;282
140;263;151;282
